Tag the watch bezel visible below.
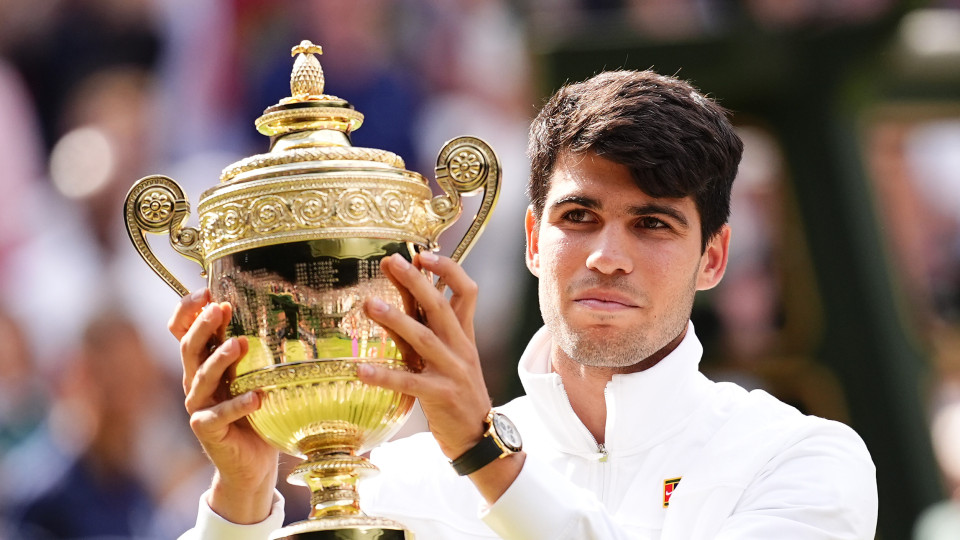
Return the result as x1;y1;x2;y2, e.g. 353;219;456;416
449;410;522;476
490;411;522;451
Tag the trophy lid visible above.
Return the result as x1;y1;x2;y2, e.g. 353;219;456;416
218;40;408;184
124;40;499;293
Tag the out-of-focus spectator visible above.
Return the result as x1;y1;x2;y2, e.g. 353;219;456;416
0;311;47;456
6;0;161;150
1;62;211;371
904;119;960;323
7;313;162;538
868;116;960;325
702;126;851;422
0;58;44;286
745;0;893;28
153;0;246;161
3;311;208;538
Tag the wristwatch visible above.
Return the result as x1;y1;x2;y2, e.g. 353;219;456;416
451;410;522;476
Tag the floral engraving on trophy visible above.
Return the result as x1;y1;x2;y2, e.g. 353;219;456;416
341;190;376;224
381;191;413;223
138;189;173;225
251;196;288;232
292;190;335;226
450;150;481;182
197;183;445;260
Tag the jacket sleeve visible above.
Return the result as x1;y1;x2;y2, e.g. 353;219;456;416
711;427;878;540
481;456;653;540
661;411;878;540
177;489;286;540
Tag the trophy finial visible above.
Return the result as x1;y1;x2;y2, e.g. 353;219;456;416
289;40;325;99
292;39;323;57
256;41;362;142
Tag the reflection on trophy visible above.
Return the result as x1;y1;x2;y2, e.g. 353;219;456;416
123;40;500;539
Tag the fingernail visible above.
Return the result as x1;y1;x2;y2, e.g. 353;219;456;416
392;253;410;268
242;391;257;406
223;338;237;352
357;364;373;377
368;297;388;313
419;251;438;264
202;303;218;321
190;288;208;303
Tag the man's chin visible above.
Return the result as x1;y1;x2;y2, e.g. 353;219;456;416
557;325;648;365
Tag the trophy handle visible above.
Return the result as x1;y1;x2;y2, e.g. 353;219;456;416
123;175;205;297
431;136;501;266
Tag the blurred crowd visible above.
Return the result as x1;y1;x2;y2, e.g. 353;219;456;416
0;0;958;538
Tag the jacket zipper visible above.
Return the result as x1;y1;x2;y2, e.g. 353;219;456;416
556;380;610;502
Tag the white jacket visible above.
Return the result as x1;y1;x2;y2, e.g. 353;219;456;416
186;322;878;539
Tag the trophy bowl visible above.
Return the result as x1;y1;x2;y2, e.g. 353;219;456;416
123;41;500;540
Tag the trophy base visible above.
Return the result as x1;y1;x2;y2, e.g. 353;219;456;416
270;516;413;540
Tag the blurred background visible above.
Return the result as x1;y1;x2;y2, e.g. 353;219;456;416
0;0;958;538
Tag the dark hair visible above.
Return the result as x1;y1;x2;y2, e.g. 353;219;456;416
527;70;743;250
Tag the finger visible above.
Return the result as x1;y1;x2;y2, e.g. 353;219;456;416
180;303;225;387
379;255;419;320
417;252;477;343
185;337;246;410
216;302;235;344
373;322;422;372
169;288;210;340
365;294;459;374
380;254;463;344
189;391;262;441
357;362;428;397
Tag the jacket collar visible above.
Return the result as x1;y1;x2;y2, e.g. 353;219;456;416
517;321;712;457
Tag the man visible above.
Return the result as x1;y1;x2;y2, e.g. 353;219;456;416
171;70;878;539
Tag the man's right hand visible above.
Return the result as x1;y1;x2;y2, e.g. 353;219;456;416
169;289;279;525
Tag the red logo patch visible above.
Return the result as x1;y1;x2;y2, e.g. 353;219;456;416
663;477;681;508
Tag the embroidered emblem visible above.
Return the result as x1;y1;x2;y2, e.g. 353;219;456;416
663;477;681;508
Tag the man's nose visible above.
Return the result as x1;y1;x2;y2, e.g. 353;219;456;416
585;227;633;275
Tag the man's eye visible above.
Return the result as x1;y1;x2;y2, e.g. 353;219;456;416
564;209;591;222
637;217;668;229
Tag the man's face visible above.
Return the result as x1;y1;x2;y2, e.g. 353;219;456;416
525;151;729;369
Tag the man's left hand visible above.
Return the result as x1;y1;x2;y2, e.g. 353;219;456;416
359;252;491;460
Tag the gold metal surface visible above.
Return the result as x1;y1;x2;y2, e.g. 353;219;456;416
270;516;412;540
220;146;405;183
122;40;500;537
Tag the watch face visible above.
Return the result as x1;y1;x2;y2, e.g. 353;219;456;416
492;413;522;451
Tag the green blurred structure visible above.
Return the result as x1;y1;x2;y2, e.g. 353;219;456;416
530;4;953;539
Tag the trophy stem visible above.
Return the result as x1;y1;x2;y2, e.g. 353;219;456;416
291;450;378;520
273;446;413;539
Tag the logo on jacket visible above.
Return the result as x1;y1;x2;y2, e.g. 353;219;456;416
663;477;681;508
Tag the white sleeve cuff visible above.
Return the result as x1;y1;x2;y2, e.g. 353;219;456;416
480;456;583;539
179;488;286;540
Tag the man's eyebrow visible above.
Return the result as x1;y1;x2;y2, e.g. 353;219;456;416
627;203;690;228
549;195;601;210
549;196;691;228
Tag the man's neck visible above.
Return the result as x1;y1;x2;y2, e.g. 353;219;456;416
550;328;687;445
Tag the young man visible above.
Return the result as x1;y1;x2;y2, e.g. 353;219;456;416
172;70;878;539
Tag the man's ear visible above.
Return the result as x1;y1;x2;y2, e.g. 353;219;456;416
696;225;731;291
525;206;540;277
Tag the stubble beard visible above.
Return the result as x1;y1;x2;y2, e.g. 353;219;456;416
540;271;697;369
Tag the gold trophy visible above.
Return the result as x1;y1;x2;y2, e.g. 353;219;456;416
123;41;500;539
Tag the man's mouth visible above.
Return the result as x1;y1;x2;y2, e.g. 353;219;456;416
573;289;639;310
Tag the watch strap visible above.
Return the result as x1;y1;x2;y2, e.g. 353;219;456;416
450;430;504;476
